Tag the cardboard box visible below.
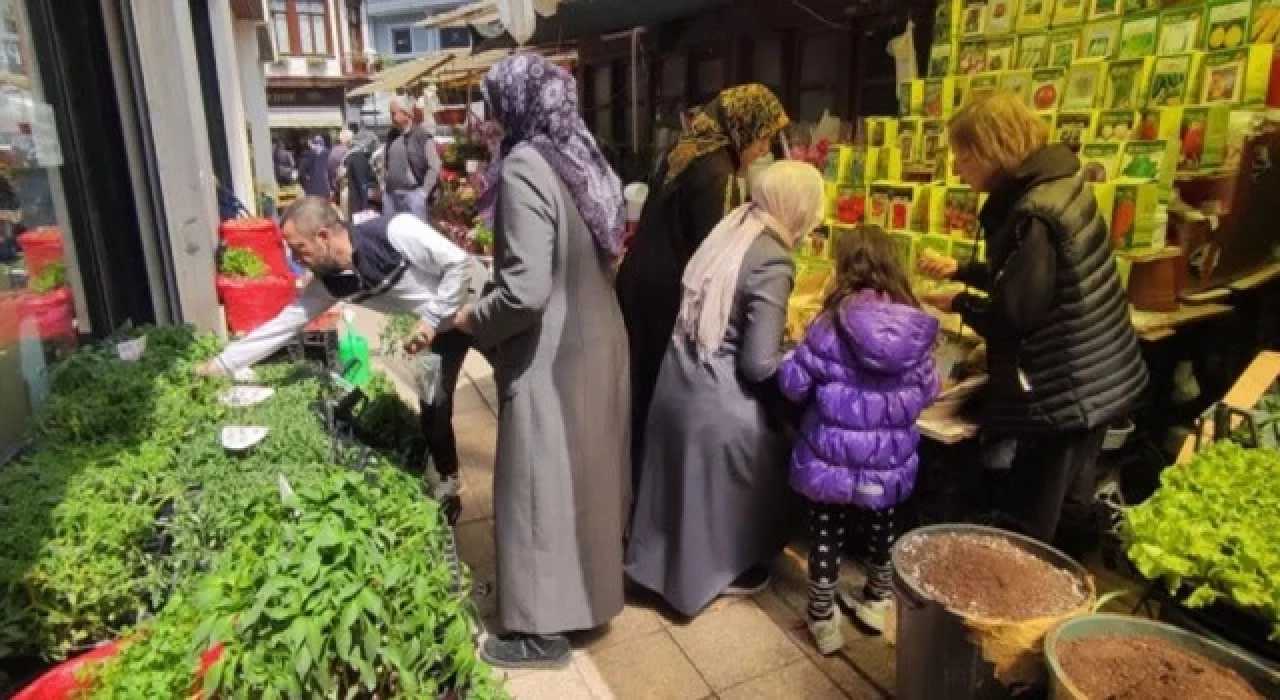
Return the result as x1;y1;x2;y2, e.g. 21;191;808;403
1149;51;1204;107
937;0;964;41
1063;60;1108;110
1017;0;1053;32
1204;0;1251;52
876;147;905;181
1177;351;1280;464
1095;109;1138;140
1158;5;1204;55
1049;28;1082;68
1119;13;1160;60
1201;45;1274;106
1103;57;1154;110
898;118;924;164
1031;66;1066;110
1082;18;1122;59
899;80;925;116
865;117;900;148
1080;141;1125;181
920;120;949;168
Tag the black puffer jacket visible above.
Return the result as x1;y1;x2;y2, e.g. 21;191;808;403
955;145;1148;434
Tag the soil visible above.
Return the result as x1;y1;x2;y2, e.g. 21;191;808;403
1057;635;1264;700
897;532;1088;619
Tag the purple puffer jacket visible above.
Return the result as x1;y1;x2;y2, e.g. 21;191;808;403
778;292;940;509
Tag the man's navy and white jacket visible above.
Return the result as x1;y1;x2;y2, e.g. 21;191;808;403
214;213;471;372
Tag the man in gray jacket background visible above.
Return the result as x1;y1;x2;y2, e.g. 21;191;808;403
383;97;443;221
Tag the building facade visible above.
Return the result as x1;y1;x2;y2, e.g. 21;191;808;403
264;0;371;140
367;0;470;62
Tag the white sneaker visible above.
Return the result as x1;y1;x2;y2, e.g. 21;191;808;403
807;608;845;656
840;590;892;634
427;472;462;501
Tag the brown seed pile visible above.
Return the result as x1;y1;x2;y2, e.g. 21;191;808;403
1057;635;1264;700
897;532;1088;619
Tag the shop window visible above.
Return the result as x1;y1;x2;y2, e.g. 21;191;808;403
752;38;784;92
391;28;412;55
801;35;839;85
439;28;470;49
0;1;90;455
296;0;329;56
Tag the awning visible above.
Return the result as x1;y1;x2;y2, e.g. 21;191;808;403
346;50;467;99
422;0;726;44
268;106;344;130
431;49;579;88
421;2;500;30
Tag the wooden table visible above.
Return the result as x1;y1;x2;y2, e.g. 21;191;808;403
918;415;980;445
1131;303;1234;342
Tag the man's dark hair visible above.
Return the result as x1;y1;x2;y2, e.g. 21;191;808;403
282;196;347;238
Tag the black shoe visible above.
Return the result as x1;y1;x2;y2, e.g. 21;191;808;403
479;633;572;670
724;566;772;596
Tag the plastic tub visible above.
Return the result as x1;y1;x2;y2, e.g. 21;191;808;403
219;217;291;278
16;228;64;279
215;275;295;335
1045;614;1280;699
892;524;1093;700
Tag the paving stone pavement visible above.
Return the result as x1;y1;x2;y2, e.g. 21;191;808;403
348;307;897;698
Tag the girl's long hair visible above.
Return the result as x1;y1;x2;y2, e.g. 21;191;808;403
822;224;918;314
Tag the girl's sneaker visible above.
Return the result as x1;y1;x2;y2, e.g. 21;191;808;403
807;607;845;656
840;590;892;634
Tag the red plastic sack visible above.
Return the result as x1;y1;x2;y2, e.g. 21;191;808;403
0;290;22;348
12;639;126;700
18;287;75;341
216;275;295;335
219;218;291;278
17;228;64;279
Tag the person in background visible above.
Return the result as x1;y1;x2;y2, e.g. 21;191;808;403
625;160;822;618
343;131;379;220
384;96;443;221
328;129;353;202
615;84;789;493
779;225;940;652
917;91;1147;548
195;197;472;507
452;54;630;669
299;135;331;199
273;139;297;187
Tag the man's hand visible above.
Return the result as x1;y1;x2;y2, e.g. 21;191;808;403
404;320;436;355
917;251;960;280
194;359;229;379
921;289;960;313
453;306;475;335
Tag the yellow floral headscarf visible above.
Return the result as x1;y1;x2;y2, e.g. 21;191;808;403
665;84;790;185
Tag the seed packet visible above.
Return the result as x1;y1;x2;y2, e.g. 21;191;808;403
1016;33;1048;69
920;120;949;167
970;72;1004;98
923;79;958;118
959;40;989;74
1054;0;1087;26
1148;52;1203;107
1204;0;1251;52
1063;60;1107;110
1002;69;1035;102
1096;110;1139;140
1031;66;1067;110
1080;141;1125;182
1088;0;1121;21
1158;7;1204;54
1017;0;1054;31
1124;0;1159;12
963;1;990;38
986;37;1017;70
1201;45;1274;106
929;40;958;77
1104;58;1153;110
987;0;1019;35
1054;111;1098;150
1048;28;1082;68
1082;19;1122;59
1119;13;1160;59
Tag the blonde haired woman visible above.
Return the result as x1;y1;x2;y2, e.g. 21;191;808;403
918;91;1147;548
626;160;824;617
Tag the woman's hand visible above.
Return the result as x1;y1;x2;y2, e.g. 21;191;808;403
920;289;960;313
404;321;436;355
917;251;960;280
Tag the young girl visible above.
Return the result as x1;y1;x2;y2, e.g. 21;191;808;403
778;225;940;654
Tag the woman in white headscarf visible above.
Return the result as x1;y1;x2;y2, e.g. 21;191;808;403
626;160;826;617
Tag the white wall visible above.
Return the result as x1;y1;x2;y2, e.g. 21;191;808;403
234;21;275;193
207;0;255;210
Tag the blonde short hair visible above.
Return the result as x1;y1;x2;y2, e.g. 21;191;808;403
948;91;1049;175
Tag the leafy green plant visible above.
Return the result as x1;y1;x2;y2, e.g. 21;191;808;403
471;220;494;250
219;248;269;279
379;314;418;357
31;262;67;294
1123;442;1280;638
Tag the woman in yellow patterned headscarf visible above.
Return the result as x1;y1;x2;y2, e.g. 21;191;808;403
665;85;790;185
616;84;790;495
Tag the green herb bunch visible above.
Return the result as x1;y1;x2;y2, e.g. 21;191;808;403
219;248;269;279
1123;442;1280;638
31;262;67;294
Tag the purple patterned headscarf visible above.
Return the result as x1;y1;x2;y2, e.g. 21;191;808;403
482;54;626;260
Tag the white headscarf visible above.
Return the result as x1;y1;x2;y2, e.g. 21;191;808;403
676;160;826;358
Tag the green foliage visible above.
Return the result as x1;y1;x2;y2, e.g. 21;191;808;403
1123;442;1280;638
219;248;269;279
471;221;494;249
31;262;67;294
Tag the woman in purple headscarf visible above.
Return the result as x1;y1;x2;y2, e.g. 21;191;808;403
453;53;630;669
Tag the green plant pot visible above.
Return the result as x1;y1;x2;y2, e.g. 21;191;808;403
1044;614;1280;699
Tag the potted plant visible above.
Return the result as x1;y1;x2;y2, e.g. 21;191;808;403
17;261;74;342
214;248;294;336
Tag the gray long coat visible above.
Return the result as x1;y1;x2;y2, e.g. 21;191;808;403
471;145;630;635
